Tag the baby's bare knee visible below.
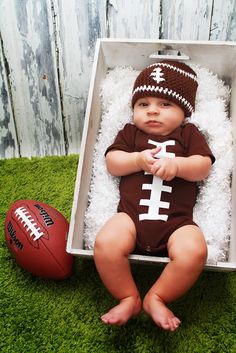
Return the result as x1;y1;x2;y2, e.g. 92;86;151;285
94;231;128;260
94;232;113;254
169;226;208;268
179;243;207;270
195;243;208;262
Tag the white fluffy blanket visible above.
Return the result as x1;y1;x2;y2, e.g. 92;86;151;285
84;65;233;264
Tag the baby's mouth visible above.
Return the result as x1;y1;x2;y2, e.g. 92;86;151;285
146;120;162;127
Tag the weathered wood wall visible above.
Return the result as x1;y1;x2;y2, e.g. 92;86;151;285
0;0;236;158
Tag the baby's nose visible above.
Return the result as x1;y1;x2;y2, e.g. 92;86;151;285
147;105;159;114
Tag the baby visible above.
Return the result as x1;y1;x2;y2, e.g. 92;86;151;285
94;60;215;331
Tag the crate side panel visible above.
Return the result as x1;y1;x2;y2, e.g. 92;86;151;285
68;43;107;251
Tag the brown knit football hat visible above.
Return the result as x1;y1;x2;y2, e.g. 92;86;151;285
131;60;198;117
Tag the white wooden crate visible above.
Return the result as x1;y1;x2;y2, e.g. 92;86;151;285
67;38;236;271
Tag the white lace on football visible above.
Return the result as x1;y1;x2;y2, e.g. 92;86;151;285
132;85;194;113
15;206;44;241
148;62;198;82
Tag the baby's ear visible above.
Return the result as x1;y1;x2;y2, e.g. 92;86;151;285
181;118;187;126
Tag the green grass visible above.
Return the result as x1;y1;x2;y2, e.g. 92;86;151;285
1;155;236;353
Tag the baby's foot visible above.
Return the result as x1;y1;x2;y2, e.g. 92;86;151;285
101;296;142;326
143;293;181;331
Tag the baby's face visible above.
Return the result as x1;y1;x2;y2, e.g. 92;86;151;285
133;96;185;136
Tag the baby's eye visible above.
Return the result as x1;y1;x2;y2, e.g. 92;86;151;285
139;102;148;107
161;101;172;107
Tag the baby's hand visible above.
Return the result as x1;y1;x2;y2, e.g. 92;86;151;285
150;157;178;181
136;147;161;173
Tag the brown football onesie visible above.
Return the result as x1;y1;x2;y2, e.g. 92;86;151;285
105;122;215;256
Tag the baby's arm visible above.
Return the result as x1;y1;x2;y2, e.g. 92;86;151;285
175;155;212;181
106;147;161;176
150;155;212;182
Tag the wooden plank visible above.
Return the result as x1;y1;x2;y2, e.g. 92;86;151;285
0;0;65;157
0;40;19;158
54;0;107;154
1;0;236;159
107;0;161;38
210;0;236;40
161;0;213;40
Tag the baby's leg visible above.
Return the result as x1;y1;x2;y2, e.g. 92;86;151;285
143;225;207;331
94;213;141;326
